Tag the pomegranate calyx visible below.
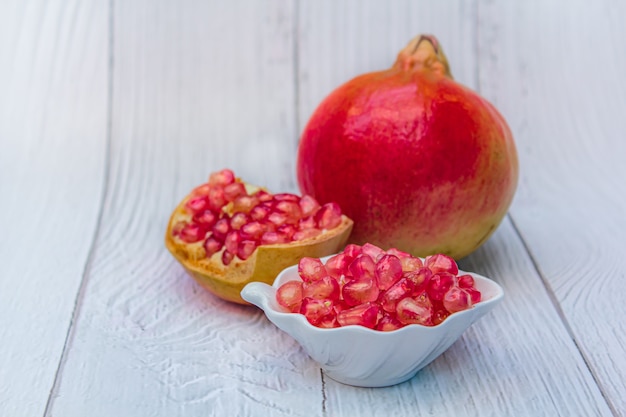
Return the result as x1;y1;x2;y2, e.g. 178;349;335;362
394;34;452;78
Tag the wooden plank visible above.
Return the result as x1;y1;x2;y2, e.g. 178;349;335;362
298;1;613;415
0;1;108;416
46;1;325;416
477;1;626;414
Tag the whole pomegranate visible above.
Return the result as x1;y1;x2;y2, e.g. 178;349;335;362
297;35;518;259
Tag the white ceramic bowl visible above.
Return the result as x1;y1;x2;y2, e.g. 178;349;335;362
241;258;504;387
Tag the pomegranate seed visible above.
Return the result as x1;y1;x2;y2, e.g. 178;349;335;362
375;254;403;290
178;223;207;243
299;195;321;217
325;253;353;279
425;254;459;275
253;190;273;202
273;193;300;202
203;236;223;258
337;302;380;329
212;218;231;241
276;280;304;312
348;254;376;281
208;187;227;212
427;272;455;301
292;228;322;241
443;286;472;313
229;212;249;230
185;195;210;214
343;244;362;257
275;201;302;222
223;182;246;201
297;216;316;230
249;205;271;221
376;313;405;331
342;278;379;306
317;314;340;328
260;231;289;245
362;243;384;261
465;287;482;304
303;276;340;300
300;298;334;325
208;169;235;186
458;274;475;289
191;183;211;197
224;231;241;254
380;277;415;313
404;267;433;293
315;202;342;230
240;221;265;241
298;257;328;282
192;210;218;228
276;224;296;239
432;305;451;325
236;240;257;260
222;250;235;265
400;256;424;272
396;294;433;326
232;195;259;213
386;248;411;259
267;211;288;226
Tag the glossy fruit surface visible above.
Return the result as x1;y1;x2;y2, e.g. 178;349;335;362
297;35;518;259
165;169;353;304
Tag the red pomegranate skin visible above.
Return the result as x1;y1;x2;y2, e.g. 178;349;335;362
297;36;518;259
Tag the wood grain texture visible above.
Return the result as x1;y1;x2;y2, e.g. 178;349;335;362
477;1;626;414
46;1;323;416
0;1;108;415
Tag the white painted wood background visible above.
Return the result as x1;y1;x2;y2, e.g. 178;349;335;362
1;0;625;416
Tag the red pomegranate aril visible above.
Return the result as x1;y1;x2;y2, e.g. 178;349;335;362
427;272;455;301
349;254;376;281
253;190;273;202
315;202;343;230
362;243;385;261
212;218;231;241
425;254;459;275
267;211;288;226
300;298;334;324
299;195;321;217
343;244;362;258
432;305;451;325
297;216;316;230
376;313;405;331
207;187;227;212
276;224;296;239
193;210;218;228
375;254;403;290
325;253;353;279
223;182;246;201
405;267;433;292
317;314;340;328
249;205;271;221
292;228;322;241
260;231;289;245
342;278;379;306
337;302;380;329
191;183;211;197
396;294;433;326
276;280;303;312
208;168;235;186
386;248;411;259
178;223;207;243
273;193;300;202
224;231;241;254
298;257;328;282
222;250;235;266
236;240;257;260
240;221;265;241
442;286;472;313
229;212;249;230
203;236;223;258
303;275;340;300
380;277;415;313
275;201;302;221
232;195;259;213
171;221;186;236
458;274;475;289
400;256;424;272
465;287;482;304
185;195;210;214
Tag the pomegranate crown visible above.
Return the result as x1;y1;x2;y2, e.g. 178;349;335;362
394;34;452;79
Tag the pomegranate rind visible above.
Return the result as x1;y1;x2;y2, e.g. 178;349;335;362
165;187;353;305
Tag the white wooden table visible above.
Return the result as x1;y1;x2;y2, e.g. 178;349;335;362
2;1;625;416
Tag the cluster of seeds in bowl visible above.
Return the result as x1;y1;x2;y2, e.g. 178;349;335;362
276;243;482;330
171;169;343;265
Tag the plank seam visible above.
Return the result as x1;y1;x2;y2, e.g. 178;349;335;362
292;0;301;140
507;214;618;417
42;0;114;414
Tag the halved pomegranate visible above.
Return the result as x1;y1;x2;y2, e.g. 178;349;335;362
165;169;353;304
